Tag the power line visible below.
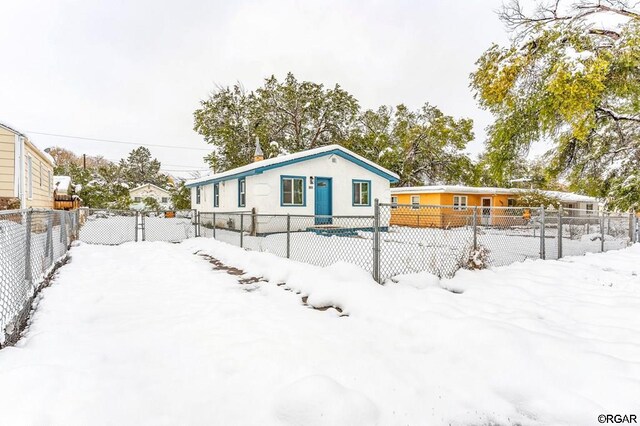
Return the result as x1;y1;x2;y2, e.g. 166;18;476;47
27;130;212;151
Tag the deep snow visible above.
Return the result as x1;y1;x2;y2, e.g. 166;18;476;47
0;240;638;425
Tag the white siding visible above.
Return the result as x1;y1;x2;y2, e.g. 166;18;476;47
192;154;392;216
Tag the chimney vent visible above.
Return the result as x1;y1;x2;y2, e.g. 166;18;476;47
253;136;264;162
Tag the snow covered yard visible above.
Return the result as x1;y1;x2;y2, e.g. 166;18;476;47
0;240;639;425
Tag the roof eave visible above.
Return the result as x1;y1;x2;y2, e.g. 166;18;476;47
186;148;399;187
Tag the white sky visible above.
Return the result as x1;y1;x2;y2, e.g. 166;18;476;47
0;0;512;178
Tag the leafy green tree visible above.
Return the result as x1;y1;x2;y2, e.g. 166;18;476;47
170;180;191;210
143;196;160;211
515;189;561;208
195;73;476;186
471;0;640;210
346;104;475;186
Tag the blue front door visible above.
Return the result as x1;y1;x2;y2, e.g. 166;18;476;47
314;177;332;225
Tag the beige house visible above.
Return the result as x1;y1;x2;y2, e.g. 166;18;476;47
0;122;55;210
130;183;172;210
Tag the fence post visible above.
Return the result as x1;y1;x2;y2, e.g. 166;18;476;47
24;209;32;285
251;207;257;236
134;211;139;242
557;205;563;259
75;209;80;240
629;209;635;243
600;211;605;252
213;212;216;239
286;214;291;259
141;212;146;242
196;212;201;238
539;205;546;260
61;211;68;248
45;212;53;262
240;213;244;248
373;199;381;283
472;206;478;251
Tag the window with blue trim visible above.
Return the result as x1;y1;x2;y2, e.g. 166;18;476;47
196;186;201;204
213;183;219;207
281;176;305;206
352;180;370;206
238;178;246;207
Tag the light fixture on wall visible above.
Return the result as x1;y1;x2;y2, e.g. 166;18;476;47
310;176;314;185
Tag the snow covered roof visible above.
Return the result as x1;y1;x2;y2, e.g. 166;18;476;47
186;144;399;187
540;190;598;203
391;185;520;195
391;185;599;203
0;121;26;137
130;183;171;194
53;175;72;194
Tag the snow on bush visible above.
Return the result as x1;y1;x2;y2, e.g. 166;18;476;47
462;244;490;270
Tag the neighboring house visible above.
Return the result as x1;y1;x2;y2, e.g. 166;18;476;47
390;185;600;228
540;190;600;215
186;143;399;233
0;122;55;210
53;175;81;210
130;183;172;210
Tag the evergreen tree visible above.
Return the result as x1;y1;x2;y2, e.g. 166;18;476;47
194;73;360;172
119;147;168;188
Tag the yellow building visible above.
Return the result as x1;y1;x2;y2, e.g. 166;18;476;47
390;185;601;228
0;122;55;210
390;186;521;228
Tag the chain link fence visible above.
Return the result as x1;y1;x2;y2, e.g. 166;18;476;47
4;204;634;344
194;203;637;282
1;208;78;347
77;208;196;244
198;212;376;270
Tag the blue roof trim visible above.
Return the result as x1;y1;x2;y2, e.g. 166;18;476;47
186;149;399;187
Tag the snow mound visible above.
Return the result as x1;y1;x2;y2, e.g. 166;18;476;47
392;270;440;289
273;375;379;426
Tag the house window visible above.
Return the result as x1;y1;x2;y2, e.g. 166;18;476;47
411;195;420;210
453;195;467;211
238;178;246;207
196;186;201;204
27;156;33;199
213;183;219;207
352;180;371;206
161;197;168;203
507;198;516;207
586;203;594;215
391;196;398;209
281;176;305;206
134;197;142;203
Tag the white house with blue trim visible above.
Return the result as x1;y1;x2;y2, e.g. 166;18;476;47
186;144;398;231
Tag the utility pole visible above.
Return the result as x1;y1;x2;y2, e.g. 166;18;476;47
83;154;86;170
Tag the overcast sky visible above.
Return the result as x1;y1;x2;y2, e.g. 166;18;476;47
0;0;511;178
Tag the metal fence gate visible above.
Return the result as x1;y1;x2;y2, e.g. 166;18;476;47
78;208;197;245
